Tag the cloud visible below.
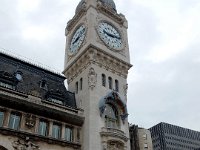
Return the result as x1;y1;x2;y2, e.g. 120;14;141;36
0;0;200;131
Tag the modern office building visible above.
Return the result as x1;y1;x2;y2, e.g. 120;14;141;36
149;122;200;150
129;125;153;150
0;0;132;149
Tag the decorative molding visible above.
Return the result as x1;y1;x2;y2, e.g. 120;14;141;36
67;3;87;32
100;127;128;148
64;45;132;84
12;137;40;150
99;91;128;123
107;140;124;150
88;67;97;90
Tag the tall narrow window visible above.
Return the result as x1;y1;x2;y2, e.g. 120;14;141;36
102;74;106;87
115;80;119;92
52;123;61;139
65;126;73;142
80;78;83;90
76;82;78;94
108;77;112;89
0;111;4;127
8;113;20;130
38;120;48;136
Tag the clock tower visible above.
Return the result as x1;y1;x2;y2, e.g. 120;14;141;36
63;0;132;149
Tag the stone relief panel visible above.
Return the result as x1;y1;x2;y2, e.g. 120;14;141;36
25;114;36;129
12;137;39;150
106;141;124;150
88;67;97;90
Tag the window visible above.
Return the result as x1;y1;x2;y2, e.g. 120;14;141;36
80;78;83;90
0;81;15;90
40;80;47;90
102;74;106;87
65;126;73;142
47;97;63;105
105;104;118;128
52;123;61;139
108;77;112;89
8;113;20;130
38;120;48;136
143;134;147;140
0;111;4;127
76;82;78;94
115;80;119;92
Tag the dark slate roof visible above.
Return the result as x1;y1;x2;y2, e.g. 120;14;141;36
0;52;77;109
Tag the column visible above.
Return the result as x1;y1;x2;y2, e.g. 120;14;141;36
48;120;53;137
73;126;77;143
34;117;40;133
61;124;65;140
19;113;25;131
3;109;11;128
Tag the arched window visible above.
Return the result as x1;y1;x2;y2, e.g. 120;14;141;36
115;80;119;92
108;77;112;89
102;74;106;87
104;104;118;128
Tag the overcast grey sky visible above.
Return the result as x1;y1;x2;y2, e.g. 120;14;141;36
0;0;200;131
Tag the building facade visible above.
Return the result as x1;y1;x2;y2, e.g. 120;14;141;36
0;0;132;150
149;122;200;150
129;125;153;150
0;52;84;150
63;0;132;149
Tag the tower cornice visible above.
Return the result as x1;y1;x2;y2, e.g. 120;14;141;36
63;44;132;83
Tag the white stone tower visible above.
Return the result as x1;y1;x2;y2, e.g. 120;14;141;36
63;0;132;149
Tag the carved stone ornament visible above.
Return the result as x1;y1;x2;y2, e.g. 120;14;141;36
123;84;128;98
25;114;36;128
12;137;40;150
107;141;124;150
88;67;97;90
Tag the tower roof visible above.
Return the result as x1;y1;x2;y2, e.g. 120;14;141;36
99;0;116;11
75;0;117;13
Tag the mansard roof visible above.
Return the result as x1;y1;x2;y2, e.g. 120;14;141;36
0;51;77;109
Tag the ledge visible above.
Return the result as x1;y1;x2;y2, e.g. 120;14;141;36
0;90;84;126
100;127;128;142
0;127;81;149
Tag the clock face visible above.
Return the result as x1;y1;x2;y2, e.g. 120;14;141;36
69;25;86;54
97;22;122;50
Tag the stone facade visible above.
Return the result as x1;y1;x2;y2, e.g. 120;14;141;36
63;0;132;150
0;0;133;150
0;52;84;150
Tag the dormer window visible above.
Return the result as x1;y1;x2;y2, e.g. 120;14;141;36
40;80;47;90
15;71;23;82
47;97;63;105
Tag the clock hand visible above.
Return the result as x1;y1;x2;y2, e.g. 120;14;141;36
103;30;121;40
72;28;85;45
72;35;80;45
